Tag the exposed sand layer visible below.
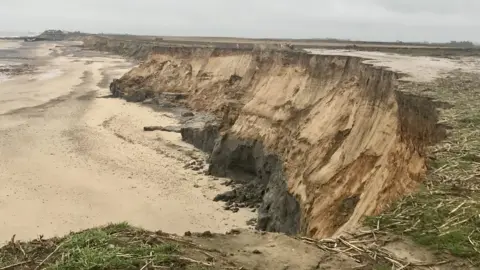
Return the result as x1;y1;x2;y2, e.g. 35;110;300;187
108;45;445;238
0;42;252;241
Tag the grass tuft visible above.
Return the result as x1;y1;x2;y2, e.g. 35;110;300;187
0;222;213;270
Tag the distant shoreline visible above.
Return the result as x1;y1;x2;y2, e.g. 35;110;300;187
0;33;37;40
0;36;26;40
2;29;479;48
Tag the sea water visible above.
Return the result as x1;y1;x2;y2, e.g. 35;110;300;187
0;31;38;38
0;35;27;83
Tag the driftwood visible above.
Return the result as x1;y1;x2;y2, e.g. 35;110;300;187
143;126;181;133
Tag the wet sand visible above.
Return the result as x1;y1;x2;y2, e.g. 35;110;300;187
0;41;252;241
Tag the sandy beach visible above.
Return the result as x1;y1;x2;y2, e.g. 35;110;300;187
0;41;252;241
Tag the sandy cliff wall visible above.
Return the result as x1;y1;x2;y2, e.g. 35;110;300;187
87;37;443;238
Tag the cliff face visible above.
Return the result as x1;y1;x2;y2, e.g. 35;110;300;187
82;36;161;60
100;38;443;238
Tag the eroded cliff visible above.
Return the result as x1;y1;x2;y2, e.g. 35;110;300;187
101;39;443;238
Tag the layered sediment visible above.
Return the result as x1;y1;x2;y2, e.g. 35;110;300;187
89;37;444;238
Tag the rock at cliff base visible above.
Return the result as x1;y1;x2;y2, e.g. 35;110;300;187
125;91;146;102
213;190;237;202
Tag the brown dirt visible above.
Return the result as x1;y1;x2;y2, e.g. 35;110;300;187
110;46;444;238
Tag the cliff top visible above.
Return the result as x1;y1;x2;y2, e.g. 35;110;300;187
307;48;480;82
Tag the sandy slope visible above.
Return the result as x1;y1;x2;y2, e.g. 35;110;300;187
0;42;252;241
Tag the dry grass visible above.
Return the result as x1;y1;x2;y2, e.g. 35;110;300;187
367;72;480;266
299;232;451;270
0;223;216;270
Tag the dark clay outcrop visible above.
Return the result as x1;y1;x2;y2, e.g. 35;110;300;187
181;124;219;154
188;130;301;235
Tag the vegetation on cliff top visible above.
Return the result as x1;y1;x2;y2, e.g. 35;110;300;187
0;223;215;270
368;72;480;266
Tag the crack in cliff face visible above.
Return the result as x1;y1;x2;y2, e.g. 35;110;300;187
95;37;443;238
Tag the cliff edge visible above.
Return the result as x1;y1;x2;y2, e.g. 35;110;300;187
99;39;445;239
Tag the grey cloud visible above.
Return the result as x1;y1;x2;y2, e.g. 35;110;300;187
1;0;479;42
372;0;480;16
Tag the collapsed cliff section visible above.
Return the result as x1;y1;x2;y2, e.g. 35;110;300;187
105;43;444;238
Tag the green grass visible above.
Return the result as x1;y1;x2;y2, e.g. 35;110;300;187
366;190;480;262
0;223;210;270
367;72;480;266
52;225;178;269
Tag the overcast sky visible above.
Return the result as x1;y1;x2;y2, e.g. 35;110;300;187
1;0;480;42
